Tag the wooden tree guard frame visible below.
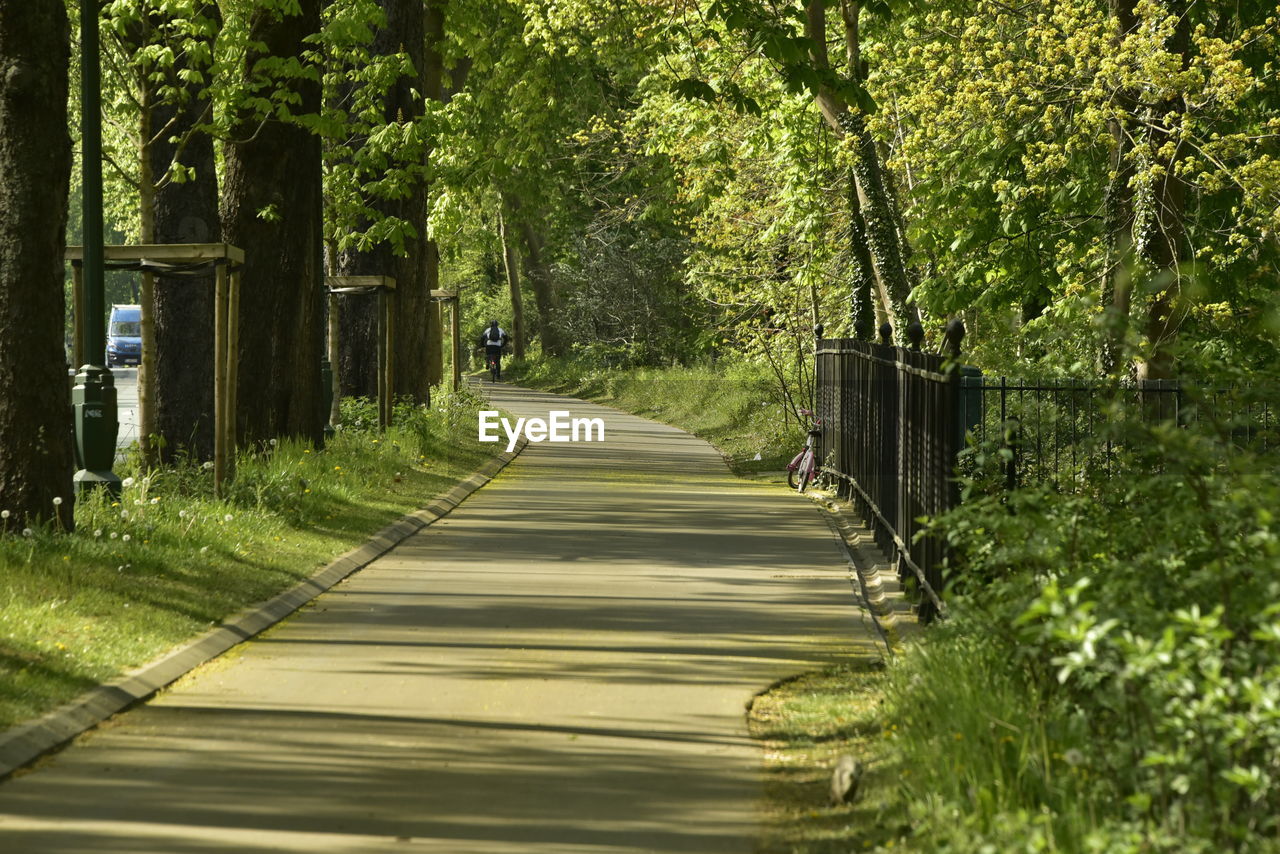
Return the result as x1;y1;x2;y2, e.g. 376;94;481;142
327;276;397;429
431;289;460;392
67;243;244;498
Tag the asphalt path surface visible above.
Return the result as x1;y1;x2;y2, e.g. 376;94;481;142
0;382;874;853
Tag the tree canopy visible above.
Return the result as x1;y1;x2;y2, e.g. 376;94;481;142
1;0;1277;525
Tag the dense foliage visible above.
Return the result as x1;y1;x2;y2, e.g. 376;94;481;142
876;398;1280;850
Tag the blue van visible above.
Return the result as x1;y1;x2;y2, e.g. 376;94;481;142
106;304;141;367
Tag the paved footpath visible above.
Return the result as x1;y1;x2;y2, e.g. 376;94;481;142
0;384;876;853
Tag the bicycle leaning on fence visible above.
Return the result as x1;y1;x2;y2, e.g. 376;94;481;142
786;409;823;492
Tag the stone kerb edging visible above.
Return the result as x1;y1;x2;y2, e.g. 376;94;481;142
0;439;528;780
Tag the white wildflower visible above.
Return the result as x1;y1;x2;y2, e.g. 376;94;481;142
122;477;135;488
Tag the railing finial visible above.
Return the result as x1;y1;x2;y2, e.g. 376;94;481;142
878;322;892;346
813;322;824;340
943;318;965;358
907;321;924;351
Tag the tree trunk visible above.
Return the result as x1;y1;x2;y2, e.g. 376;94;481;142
384;0;431;405
149;3;219;463
1100;0;1140;375
807;0;917;336
423;0;446;389
1134;5;1191;380
0;0;75;529
498;206;525;359
332;240;383;401
517;219;565;358
220;0;325;445
1101;0;1189;379
846;168;876;340
149;39;219;463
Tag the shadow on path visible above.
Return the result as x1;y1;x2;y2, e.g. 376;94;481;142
0;382;874;853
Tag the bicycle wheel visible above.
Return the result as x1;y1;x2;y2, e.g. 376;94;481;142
790;449;815;492
489;357;499;382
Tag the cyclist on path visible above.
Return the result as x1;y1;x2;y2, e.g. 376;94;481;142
478;320;510;380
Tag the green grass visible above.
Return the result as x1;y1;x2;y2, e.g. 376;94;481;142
749;661;909;853
0;385;496;731
510;356;807;474
878;628;1109;853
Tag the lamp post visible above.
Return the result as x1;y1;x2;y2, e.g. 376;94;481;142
72;0;120;496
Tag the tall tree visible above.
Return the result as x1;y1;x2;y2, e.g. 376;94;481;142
507;196;565;357
98;1;221;466
147;3;221;461
422;0;446;388
324;0;433;405
0;0;74;529
802;0;916;333
498;204;525;359
220;0;326;444
391;0;432;403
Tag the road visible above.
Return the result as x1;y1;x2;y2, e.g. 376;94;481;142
0;382;874;853
113;369;138;450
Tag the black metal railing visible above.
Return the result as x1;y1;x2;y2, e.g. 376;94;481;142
817;322;1278;620
815;321;965;621
959;377;1278;490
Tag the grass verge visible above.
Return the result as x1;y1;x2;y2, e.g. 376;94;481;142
750;661;911;853
0;385;495;731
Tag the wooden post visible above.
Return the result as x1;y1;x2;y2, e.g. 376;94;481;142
377;288;388;430
213;260;228;498
138;270;155;466
385;289;396;427
226;264;240;478
450;295;460;391
64;243;244;492
328;290;340;428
